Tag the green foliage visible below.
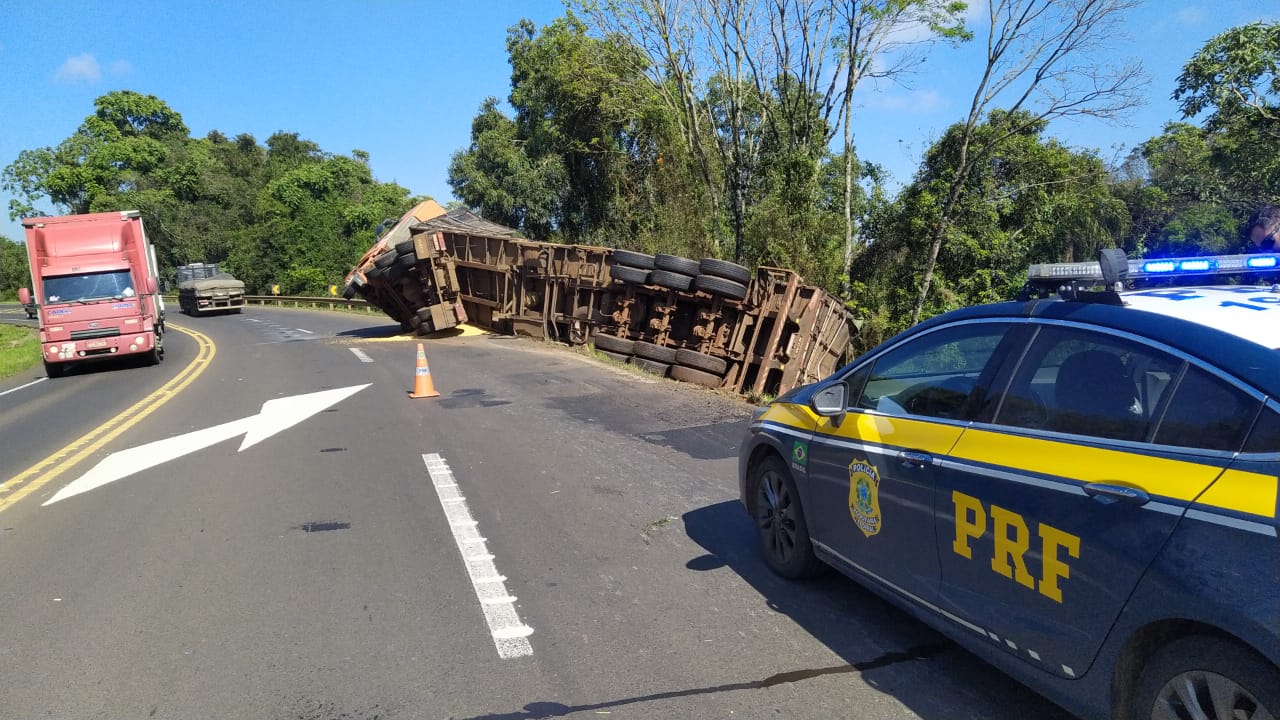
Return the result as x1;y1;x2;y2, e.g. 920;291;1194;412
3;90;412;295
853;110;1124;341
0;234;31;300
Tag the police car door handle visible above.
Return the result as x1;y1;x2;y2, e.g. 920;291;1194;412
898;450;932;468
1083;483;1150;506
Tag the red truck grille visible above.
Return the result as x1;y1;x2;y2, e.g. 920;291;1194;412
70;328;122;340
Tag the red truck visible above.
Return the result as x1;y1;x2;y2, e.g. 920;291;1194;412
17;210;166;378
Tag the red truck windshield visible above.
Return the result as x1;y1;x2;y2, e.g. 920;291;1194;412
44;270;136;304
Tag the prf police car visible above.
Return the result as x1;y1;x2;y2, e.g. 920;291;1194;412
739;251;1279;720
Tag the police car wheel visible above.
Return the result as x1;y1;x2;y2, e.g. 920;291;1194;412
1134;636;1279;720
750;455;824;579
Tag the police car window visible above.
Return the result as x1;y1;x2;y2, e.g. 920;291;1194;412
1155;366;1259;452
994;326;1177;442
855;323;1008;421
1243;405;1280;454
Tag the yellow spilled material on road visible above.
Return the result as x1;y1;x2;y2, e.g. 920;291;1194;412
0;323;215;513
353;323;490;342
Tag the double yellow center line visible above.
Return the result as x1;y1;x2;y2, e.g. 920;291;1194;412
0;323;215;513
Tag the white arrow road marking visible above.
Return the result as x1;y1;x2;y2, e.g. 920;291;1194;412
43;384;369;506
423;453;534;659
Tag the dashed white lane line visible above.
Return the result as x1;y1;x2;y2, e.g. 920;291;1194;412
348;348;374;363
422;453;534;659
295;328;313;334
0;377;47;397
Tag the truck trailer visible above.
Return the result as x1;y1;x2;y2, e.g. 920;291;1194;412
18;210;165;378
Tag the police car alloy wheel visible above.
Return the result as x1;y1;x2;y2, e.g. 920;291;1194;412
1136;636;1279;720
751;456;824;579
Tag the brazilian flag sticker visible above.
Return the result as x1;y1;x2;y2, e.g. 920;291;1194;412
792;440;808;468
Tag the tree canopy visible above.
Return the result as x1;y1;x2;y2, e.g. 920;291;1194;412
4;15;1277;347
3;91;414;294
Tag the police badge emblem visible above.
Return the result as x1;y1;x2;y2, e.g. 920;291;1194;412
848;459;882;538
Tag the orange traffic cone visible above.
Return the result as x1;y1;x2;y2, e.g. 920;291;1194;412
408;343;441;398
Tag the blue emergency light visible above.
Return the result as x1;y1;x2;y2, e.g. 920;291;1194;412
1027;252;1280;293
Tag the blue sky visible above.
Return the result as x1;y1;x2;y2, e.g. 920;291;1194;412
2;1;1275;244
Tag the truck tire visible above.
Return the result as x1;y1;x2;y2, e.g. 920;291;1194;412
632;341;677;364
654;253;701;276
675;349;728;376
612;250;655;270
610;265;651;285
670;365;723;388
395;238;416;255
592;334;634;354
366;266;388;283
649;269;695;292
598;351;630;363
628;357;670;377
694;274;748;301
373;251;397;269
342;282;358;300
44;360;65;379
395;252;418;269
698;258;752;284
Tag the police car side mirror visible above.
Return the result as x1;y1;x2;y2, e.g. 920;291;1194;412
810;383;848;418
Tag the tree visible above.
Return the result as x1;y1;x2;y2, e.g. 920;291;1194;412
576;0;968;266
855;109;1125;340
909;0;1145;324
3;91;189;219
1173;22;1280;209
0;235;30;300
448;97;566;239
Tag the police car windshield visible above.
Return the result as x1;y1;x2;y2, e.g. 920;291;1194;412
43;270;135;304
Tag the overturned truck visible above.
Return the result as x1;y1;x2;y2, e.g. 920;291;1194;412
344;202;860;397
176;263;245;315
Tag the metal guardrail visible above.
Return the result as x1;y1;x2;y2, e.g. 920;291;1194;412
243;295;379;312
162;294;378;313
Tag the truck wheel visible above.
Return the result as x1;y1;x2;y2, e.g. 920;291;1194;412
610;265;650;284
44;360;65;379
373;251;397;269
1133;636;1279;720
670;365;723;388
395;238;416;255
750;455;825;579
591;334;634;355
632;341;677;364
627;357;670;377
611;250;655;270
654;253;701;276
675;349;728;375
698;258;752;284
694;274;748;301
649;269;696;292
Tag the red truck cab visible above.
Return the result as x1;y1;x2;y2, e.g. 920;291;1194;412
18;210;165;378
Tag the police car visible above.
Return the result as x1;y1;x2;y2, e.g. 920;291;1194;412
738;251;1279;720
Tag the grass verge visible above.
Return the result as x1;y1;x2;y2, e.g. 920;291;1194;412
0;325;40;380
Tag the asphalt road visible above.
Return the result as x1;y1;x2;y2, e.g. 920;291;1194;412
0;306;1073;720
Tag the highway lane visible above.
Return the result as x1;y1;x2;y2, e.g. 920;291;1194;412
0;306;1071;720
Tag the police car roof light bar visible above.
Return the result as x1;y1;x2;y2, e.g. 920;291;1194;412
1027;253;1280;284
